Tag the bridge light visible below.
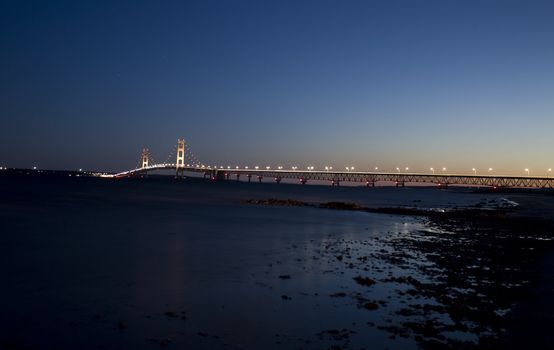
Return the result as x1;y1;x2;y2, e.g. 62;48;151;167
266;166;270;170
488;168;493;174
442;167;447;174
351;167;355;171
396;167;400;173
525;168;530;176
227;166;231;169
375;167;378;171
430;167;434;174
278;166;283;170
405;167;409;171
255;166;259;170
472;168;477;175
245;166;248;169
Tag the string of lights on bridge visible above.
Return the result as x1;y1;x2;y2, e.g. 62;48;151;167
140;163;552;177
83;138;554;190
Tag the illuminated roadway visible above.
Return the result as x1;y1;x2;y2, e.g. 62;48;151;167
102;163;554;189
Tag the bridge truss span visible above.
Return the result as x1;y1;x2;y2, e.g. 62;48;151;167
210;169;554;189
105;165;554;189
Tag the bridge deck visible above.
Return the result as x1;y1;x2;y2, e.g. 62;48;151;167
102;164;554;189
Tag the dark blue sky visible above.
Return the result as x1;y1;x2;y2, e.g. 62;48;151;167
1;0;553;175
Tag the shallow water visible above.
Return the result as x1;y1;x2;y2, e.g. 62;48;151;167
0;176;513;349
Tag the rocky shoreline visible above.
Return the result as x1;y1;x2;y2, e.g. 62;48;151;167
242;198;554;349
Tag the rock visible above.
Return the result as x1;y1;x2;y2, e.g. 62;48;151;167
319;202;364;210
353;276;376;287
241;198;310;207
362;302;379;311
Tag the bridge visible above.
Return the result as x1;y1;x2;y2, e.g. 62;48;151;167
102;139;554;189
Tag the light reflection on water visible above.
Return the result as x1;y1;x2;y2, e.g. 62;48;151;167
0;177;505;349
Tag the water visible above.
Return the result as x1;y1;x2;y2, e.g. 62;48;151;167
0;176;509;349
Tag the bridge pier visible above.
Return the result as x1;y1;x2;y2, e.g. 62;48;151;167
300;178;307;185
275;177;281;184
225;173;230;180
258;175;263;183
236;174;240;181
331;180;340;187
215;170;226;181
396;181;405;188
247;174;252;183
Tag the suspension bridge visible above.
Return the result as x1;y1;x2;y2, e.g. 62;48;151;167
101;139;554;189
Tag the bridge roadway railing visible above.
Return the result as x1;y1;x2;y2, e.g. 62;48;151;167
108;165;554;189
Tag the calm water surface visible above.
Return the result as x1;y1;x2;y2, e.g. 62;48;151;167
0;176;505;349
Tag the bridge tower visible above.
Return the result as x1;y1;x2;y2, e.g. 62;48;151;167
176;138;185;177
141;148;150;168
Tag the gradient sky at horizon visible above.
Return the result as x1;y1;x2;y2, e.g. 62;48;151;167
1;0;553;175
